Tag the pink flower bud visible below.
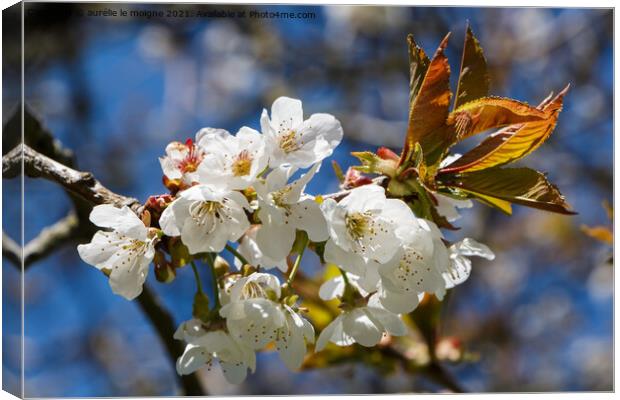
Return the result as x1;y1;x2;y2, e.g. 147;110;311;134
343;167;373;189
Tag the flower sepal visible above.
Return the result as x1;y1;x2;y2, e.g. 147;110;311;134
192;291;211;323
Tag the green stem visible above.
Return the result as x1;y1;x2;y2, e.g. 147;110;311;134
287;235;308;285
339;267;355;304
205;253;221;308
339;267;350;286
190;261;203;294
226;244;249;267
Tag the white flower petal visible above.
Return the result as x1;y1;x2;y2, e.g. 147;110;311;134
159;202;181;236
271;96;304;129
220;360;249;384
255;222;296;261
318;276;345;301
176;344;212;375
323;239;366;277
298;113;343;160
366;303;407;337
316;315;342;351
342;309;383;347
452;238;495;260
89;205;146;240
290;197;329;242
77;231;123;268
107;253;150;300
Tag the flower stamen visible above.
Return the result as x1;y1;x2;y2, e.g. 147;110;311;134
231;150;253;177
278;130;301;154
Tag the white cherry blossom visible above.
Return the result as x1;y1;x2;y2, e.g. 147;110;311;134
159;184;250;254
320;184;415;287
196;126;268;190
219;273;286;350
235;225;288;272
77;204;156;300
255;163;329;261
159;136;208;185
219;273;315;370
375;219;447;314
174;319;256;384
315;296;406;350
261;96;343;168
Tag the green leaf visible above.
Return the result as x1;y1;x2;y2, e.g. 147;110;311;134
443;167;575;215
442;85;569;173
403;33;453;167
454;24;490;110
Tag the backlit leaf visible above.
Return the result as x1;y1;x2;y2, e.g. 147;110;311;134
403;33;452;166
443;167;575;215
448;97;547;143
407;34;431;107
442;85;569;173
454;24;489;110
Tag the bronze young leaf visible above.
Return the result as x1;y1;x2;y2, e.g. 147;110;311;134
442;167;575;215
441;85;570;173
453;24;490;110
403;33;452;166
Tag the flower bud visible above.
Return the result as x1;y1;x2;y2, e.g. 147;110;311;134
377;146;400;161
342;167;373;189
141;209;151;227
169;238;191;268
162;175;183;194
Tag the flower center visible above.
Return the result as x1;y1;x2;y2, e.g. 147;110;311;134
278;130;301;154
189;200;225;227
231;150;253;177
121;239;147;253
271;187;292;209
345;211;372;242
241;281;268;299
178;140;204;173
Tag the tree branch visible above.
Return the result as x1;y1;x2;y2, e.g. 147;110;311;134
2;231;21;267
136;285;205;395
378;345;465;393
23;212;81;268
3;144;141;212
2;136;204;394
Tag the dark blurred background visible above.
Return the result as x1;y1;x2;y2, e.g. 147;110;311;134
2;3;613;396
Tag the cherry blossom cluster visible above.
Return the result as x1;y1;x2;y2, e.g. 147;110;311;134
77;96;494;384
